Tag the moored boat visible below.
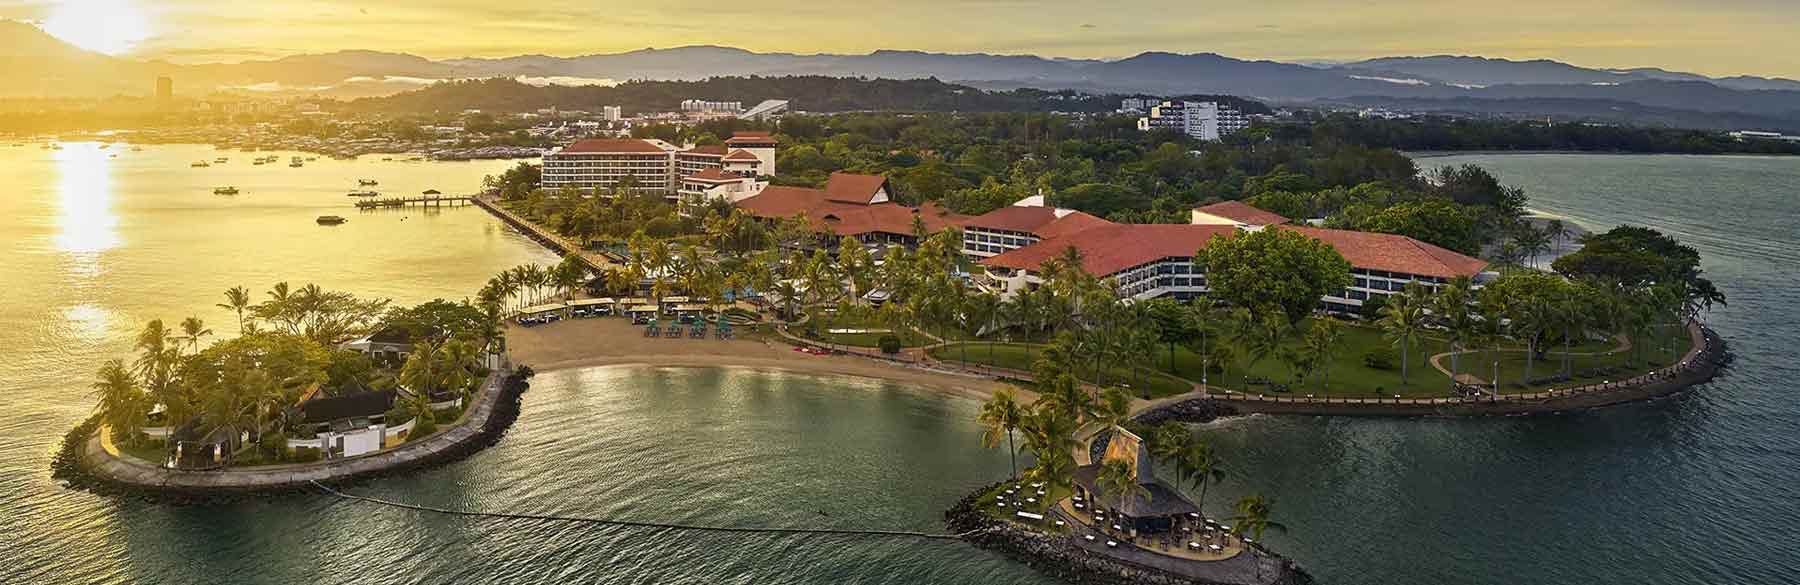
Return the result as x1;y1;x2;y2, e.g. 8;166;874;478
213;186;239;195
316;215;347;225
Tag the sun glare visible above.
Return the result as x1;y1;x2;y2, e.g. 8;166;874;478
41;0;152;56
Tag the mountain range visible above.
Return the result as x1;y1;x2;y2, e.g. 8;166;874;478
6;19;1799;130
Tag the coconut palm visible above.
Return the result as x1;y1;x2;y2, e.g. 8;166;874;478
1096;458;1149;514
1018;403;1080;497
1378;283;1430;386
179;317;213;355
217;286;252;333
1093;387;1132;430
90;359;145;445
1230;494;1286;541
977;388;1027;479
1433;277;1478;390
1180;442;1226;519
962;291;1002;368
1151;421;1190;485
1302;318;1344;395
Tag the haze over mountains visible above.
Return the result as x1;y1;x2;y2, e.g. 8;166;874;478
6;19;1800;130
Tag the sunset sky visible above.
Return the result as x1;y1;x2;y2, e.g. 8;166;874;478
4;0;1799;78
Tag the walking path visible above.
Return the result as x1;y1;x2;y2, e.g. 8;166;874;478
1427;334;1633;385
472;195;616;272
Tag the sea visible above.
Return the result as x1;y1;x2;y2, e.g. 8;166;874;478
0;144;1795;584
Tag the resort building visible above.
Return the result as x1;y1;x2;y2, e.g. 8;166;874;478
959;200;1113;259
1136;101;1251;142
735;172;966;247
541;131;778;200
1072;428;1201;534
1189;200;1289;231
972;199;1490;310
289;387;399;460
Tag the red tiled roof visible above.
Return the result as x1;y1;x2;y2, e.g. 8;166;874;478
683;168;742;183
682;144;728;156
981;223;1487;280
726;131;777;145
559;139;671;154
1193;200;1289;226
960;206;1114;237
722;149;761;161
1278;226;1488;279
736;183;965;238
982;224;1236;277
823;172;890;204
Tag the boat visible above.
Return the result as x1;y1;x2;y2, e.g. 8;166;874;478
214;157;228;163
316;215;347;225
289;160;304;168
191;161;210;168
131;146;142;152
358;179;379;186
253;160;265;166
346;190;380;197
213;186;240;195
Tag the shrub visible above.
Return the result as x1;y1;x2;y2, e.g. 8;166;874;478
288;447;322;463
878;334;903;354
1363;346;1397;370
258;431;289;460
408;409;438;442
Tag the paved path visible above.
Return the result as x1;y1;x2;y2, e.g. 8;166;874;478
1427;333;1632;385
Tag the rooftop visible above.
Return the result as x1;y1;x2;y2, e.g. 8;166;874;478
558;139;674;154
983;224;1236;277
961;205;1112;237
1193;200;1289;226
1278;226;1489;279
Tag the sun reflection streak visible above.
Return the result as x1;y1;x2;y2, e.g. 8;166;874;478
53;143;121;262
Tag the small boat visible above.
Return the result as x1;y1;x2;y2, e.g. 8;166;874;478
346;190;380;197
214;157;228;163
289;160;304;168
131;146;142;152
358;179;379;186
316;215;347;225
213;186;239;195
253;160;265;166
191;161;210;168
306;156;318;161
98;144;111;150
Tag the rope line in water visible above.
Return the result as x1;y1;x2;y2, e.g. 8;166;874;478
311;481;976;541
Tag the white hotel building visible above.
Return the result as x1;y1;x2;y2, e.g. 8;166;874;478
540;132;778;201
1137;101;1251;142
971;198;1492;311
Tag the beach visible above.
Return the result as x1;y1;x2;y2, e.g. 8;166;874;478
505;317;1013;401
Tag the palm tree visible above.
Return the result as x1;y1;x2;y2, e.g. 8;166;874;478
1019;403;1080;498
1096;458;1149;514
179;317;213;355
438;339;483;397
1229;308;1286;386
90;359;145;445
1180;442;1226;519
1230;494;1287;541
1093;387;1132;430
552;256;588;301
1151;421;1190;485
977;388;1027;479
1434;277;1478;391
963;292;1002;369
1378;283;1430;386
1303;318;1344;395
217;286;252;333
399;339;444;399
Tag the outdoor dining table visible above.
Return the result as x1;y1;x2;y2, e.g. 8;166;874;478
1188;542;1201;549
1112;524;1122;531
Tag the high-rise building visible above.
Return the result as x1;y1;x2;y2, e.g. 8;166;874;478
155;76;173;102
601;105;622;121
680;99;743;113
1136;101;1249;141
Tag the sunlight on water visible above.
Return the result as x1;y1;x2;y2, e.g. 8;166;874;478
52;143;121;257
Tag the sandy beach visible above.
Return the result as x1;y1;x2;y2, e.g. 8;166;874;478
505;317;1016;401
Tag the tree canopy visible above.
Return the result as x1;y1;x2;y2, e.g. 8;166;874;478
1198;229;1352;325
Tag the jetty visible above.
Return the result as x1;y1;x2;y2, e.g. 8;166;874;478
471;195;612;272
352;195;474;210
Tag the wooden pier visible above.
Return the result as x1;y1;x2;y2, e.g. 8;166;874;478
353;196;474;210
470;195;612;272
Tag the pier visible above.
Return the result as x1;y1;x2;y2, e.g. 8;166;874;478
470;195;612;272
353;195;474;210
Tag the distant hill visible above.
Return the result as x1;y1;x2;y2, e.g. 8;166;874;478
5;19;1800;130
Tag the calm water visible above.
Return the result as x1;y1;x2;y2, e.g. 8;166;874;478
2;147;1797;584
1190;154;1798;584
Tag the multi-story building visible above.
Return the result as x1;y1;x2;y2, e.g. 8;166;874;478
601;105;622;121
541;132;778;200
680;99;743;113
734;172;966;248
1118;97;1156;113
971;199;1490;309
959;204;1111;259
1137;101;1250;141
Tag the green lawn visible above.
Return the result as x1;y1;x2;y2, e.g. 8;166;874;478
1470;324;1695;393
977;480;1073;533
928;342;1194;398
116;437;166;464
1144;320;1457;398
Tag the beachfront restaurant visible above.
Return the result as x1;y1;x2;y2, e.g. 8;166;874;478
1071;429;1202;535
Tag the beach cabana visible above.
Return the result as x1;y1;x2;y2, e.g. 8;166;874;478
520;303;567;316
625;304;660;324
570;297;615;316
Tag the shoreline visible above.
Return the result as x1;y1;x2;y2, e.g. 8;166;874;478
1407;149;1800;159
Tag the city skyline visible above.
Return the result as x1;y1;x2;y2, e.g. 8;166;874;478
3;0;1799;79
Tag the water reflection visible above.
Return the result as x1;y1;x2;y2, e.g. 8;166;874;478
53;143;120;258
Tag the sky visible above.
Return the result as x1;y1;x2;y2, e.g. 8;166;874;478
3;0;1799;79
